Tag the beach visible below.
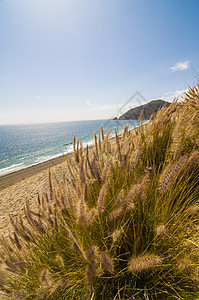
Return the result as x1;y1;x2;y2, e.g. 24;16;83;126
0;154;71;238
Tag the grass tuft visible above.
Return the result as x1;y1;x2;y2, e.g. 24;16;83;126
0;83;199;299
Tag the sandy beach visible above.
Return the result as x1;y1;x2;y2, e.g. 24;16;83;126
0;153;72;238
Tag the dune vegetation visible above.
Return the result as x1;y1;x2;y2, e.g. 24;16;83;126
0;84;199;299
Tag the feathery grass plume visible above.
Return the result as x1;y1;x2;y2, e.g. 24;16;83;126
108;206;124;221
130;146;143;170
54;192;64;209
5;259;18;273
84;157;91;180
39;268;51;284
94;132;98;158
121;146;130;170
115;189;124;206
100;124;105;141
115;129;122;160
9;215;31;242
75;179;82;199
79;156;85;185
86;246;98;261
56;255;64;268
14;217;33;242
85;264;95;291
184;150;199;173
189;205;199;216
73;136;76;152
13;232;22;251
123;124;129;139
48;168;53;202
159;155;187;194
137;172;149;200
10;290;29;300
64;188;75;209
128;254;162;273
97;182;108;214
155;224;167;236
102;156;112;180
98;132;102;152
100;251;114;273
80;140;83;159
37;286;47;300
121;183;141;212
77;198;87;223
62;218;88;261
49;278;66;298
91;158;102;183
175;259;191;273
74;139;80;163
86;151;96;179
112;228;122;243
87;208;97;225
83;182;88;203
25;204;46;234
67;158;75;180
53;207;58;231
103;129;112;152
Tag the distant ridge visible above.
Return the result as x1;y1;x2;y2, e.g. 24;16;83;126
118;99;171;120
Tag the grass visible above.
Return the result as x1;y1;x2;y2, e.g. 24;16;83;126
0;83;199;299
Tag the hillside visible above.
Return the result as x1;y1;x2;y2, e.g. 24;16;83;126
119;99;171;120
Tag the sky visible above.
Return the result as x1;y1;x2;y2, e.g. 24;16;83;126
0;0;199;125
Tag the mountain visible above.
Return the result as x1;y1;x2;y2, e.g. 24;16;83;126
118;99;171;120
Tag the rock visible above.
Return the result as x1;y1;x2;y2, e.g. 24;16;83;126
119;99;171;120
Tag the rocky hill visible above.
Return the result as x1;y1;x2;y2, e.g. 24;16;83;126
118;99;171;120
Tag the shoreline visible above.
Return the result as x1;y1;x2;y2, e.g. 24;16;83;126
0;122;145;190
0;152;73;190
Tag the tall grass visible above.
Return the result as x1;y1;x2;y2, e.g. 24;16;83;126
0;84;199;299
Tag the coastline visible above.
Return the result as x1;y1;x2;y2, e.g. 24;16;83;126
0;123;144;237
0;152;73;190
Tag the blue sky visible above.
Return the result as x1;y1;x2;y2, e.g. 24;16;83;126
0;0;199;124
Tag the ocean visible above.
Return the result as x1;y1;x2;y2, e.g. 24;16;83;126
0;119;141;176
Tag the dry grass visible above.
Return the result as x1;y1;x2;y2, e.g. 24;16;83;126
0;83;199;299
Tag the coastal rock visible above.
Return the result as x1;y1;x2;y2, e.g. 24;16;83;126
119;99;171;120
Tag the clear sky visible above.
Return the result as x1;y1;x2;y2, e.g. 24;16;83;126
0;0;199;124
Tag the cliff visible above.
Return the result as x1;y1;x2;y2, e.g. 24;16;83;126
119;99;171;120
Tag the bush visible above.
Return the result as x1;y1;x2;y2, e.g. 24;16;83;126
0;84;199;299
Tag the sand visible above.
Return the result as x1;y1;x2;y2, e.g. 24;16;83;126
0;154;71;238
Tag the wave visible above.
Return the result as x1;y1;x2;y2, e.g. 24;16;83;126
0;120;144;177
0;163;25;176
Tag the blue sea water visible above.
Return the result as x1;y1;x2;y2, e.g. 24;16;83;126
0;119;141;176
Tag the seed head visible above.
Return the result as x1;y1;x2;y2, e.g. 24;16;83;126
14;232;22;250
159;156;187;194
175;259;191;272
85;264;94;291
100;251;114;273
115;189;124;206
156;225;167;236
56;255;64;268
112;229;122;243
97;182;108;214
128;254;162;273
39;268;50;283
189;205;199;216
11;290;29;300
102;157;112;180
